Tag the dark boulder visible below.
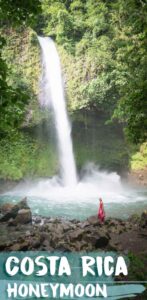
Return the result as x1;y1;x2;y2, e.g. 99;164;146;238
14;209;32;225
140;211;147;228
0;198;32;224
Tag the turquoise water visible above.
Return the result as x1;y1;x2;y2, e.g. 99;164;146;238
0;194;147;220
0;167;147;220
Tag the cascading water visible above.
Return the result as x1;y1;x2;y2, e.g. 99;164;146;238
38;37;77;187
0;37;146;221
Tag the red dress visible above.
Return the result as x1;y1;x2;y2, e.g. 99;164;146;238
98;201;105;222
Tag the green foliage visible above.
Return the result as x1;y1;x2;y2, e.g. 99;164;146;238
40;0;147;143
131;142;147;170
0;132;58;180
0;0;147;181
1;0;146;143
128;252;147;281
58;40;117;113
40;0;86;49
0;36;29;135
0;0;41;135
114;82;147;143
111;0;147;143
39;0;117;115
0;27;43;135
0;0;41;28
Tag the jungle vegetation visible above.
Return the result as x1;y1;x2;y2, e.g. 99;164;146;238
0;0;147;179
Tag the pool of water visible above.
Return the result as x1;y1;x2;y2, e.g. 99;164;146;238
0;165;147;220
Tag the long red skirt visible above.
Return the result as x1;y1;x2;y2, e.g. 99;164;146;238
98;203;105;222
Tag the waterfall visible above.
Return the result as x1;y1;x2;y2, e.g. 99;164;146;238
38;37;77;186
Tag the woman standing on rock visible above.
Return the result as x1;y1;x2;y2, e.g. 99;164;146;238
98;198;105;223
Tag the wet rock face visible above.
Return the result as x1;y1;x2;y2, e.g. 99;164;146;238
14;209;32;225
0;198;32;225
128;168;147;187
0;203;15;214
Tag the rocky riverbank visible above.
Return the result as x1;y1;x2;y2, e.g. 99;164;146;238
0;198;146;254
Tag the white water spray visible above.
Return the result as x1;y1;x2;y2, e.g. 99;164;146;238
38;37;77;186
